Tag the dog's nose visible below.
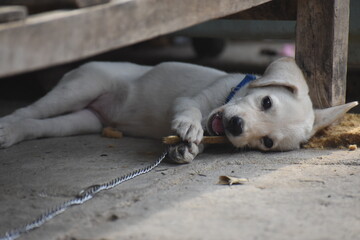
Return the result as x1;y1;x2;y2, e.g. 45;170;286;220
225;116;244;136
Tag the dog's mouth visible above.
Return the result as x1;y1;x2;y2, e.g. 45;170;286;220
207;112;225;136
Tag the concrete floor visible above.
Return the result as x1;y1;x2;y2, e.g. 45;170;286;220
0;40;359;239
0;133;359;240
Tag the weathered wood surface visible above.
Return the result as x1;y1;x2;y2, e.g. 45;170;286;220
295;0;350;108
0;0;271;77
0;6;27;23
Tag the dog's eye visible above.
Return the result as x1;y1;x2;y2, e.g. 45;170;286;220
262;136;273;148
261;96;272;110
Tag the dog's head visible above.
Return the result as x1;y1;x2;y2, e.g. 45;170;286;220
207;57;358;151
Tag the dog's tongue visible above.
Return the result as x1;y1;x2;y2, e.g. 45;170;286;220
212;115;224;135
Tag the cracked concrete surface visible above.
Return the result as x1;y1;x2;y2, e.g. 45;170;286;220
0;133;359;240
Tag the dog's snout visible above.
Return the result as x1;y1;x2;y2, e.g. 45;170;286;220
225;116;244;136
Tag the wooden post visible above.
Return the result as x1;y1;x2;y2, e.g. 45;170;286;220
295;0;350;108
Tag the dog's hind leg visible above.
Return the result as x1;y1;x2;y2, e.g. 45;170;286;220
0;109;102;148
1;62;151;124
1;64;116;123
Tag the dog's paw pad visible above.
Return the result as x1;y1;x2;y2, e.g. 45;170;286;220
172;118;203;144
167;142;199;164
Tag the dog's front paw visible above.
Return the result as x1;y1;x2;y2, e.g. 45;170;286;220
167;142;200;164
171;117;203;144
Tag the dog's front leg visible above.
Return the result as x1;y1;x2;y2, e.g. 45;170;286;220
171;97;204;144
169;97;205;163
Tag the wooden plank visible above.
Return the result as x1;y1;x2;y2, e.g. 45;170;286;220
0;0;271;77
295;0;350;108
0;6;27;23
226;0;297;20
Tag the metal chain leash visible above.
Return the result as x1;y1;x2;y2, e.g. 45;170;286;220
0;151;168;240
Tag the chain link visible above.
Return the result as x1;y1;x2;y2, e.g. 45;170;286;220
1;151;168;240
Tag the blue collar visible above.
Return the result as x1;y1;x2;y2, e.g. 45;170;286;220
225;74;256;104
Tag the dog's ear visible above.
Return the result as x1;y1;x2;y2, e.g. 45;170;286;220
249;57;308;97
310;101;358;136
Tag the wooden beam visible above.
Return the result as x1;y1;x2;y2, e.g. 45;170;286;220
0;0;271;77
295;0;350;108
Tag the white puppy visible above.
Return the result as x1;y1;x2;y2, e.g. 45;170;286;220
0;57;357;163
